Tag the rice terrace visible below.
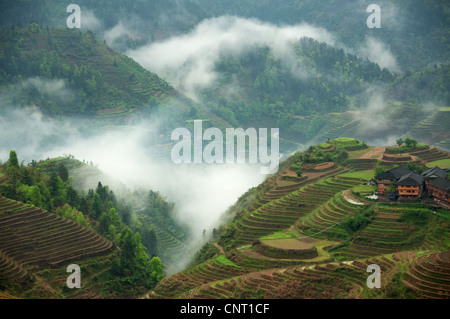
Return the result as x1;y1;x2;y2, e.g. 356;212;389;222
144;139;450;300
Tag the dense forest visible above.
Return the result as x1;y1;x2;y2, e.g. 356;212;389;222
0;150;190;295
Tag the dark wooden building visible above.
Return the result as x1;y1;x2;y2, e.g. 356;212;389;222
375;167;411;195
427;177;450;208
397;172;425;199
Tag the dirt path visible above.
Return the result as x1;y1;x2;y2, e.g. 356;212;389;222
214;242;225;255
359;146;385;159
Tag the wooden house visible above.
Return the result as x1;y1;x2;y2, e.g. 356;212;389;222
427;177;450;208
397;172;425;199
375;167;411;195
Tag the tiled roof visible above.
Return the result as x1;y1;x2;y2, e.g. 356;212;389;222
430;177;450;191
398;172;425;186
422;166;448;179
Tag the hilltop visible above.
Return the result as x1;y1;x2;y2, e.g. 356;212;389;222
147;138;450;299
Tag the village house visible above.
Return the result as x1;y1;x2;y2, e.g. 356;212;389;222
397;172;424;199
422;166;448;187
375;165;449;208
427;177;450;208
375;166;411;195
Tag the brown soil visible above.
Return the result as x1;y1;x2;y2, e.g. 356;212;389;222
314;162;334;170
261;239;314;250
359;147;385;159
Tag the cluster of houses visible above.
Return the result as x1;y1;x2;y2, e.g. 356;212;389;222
375;166;450;208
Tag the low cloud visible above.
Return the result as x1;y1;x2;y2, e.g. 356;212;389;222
18;77;75;104
357;37;401;73
126;15;403;100
81;9;103;31
126;16;337;100
0;105;265;272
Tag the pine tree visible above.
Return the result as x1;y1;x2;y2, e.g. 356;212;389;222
8;150;19;169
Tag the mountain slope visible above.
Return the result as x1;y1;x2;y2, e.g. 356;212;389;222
148;140;450;299
0;24;174;116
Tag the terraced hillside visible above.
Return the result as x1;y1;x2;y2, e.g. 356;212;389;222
403;251;450;299
407;108;450;151
149;142;450;299
0;195;114;273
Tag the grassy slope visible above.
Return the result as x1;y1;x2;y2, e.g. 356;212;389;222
426;159;450;169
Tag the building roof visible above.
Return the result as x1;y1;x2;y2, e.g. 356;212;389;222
398;172;425;186
375;167;412;181
422;166;448;179
430;177;450;191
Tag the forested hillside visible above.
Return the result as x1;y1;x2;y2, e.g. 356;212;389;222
0;24;173;116
0;151;189;298
200;38;395;128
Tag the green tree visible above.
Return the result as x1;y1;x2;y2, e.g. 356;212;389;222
90;193;103;219
149;257;165;283
8;150;19;169
404;137;413;147
58;163;69;181
374;162;386;176
396;138;404;147
119;227;136;274
212;228;219;240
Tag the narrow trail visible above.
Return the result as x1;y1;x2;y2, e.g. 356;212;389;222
214;242;225;255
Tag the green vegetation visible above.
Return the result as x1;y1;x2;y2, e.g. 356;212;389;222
0;151;187;298
317;143;332;149
426;158;450;169
339;171;374;181
341;208;374;234
259;231;298;241
215;254;240;268
1;0;450;299
386;139;427;154
0;25;173;115
351;185;377;196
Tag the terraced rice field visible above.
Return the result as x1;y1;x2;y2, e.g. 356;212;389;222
172;254;400;299
408;110;450;148
297;185;367;240
0;196;114;279
232;174;362;246
337;208;416;259
403;251;450;299
409;147;450;163
152;254;251;298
